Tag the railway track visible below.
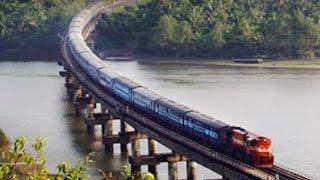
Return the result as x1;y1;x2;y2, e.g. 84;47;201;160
262;164;314;180
60;1;314;179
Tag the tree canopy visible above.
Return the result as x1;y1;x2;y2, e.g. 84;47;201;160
97;0;320;58
0;0;87;59
0;135;155;180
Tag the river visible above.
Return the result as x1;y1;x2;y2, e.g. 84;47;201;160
0;60;319;179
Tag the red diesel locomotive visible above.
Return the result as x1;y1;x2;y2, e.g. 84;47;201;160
230;127;274;167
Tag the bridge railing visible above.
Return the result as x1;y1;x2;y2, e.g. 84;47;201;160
274;162;315;180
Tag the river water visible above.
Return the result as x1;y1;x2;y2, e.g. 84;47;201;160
0;60;319;179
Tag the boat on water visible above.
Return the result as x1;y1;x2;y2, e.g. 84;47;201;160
233;58;263;64
105;56;134;61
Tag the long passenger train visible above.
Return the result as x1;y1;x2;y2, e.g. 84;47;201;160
67;3;274;168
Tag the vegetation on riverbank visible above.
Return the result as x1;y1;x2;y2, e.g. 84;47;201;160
0;0;92;61
96;0;320;59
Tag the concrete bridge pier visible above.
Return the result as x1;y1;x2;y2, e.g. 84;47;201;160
73;87;84;116
99;104;115;154
167;154;180;180
127;137;198;180
65;74;79;99
120;119;129;154
85;97;96;133
168;161;178;180
100;105;107;135
187;161;198;180
148;138;158;177
104;116;114;153
131;132;141;173
222;175;229;180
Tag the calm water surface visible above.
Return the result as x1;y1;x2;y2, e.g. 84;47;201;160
0;60;319;179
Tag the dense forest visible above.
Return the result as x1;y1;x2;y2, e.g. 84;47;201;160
0;0;88;60
96;0;320;59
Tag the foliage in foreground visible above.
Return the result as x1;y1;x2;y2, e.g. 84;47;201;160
0;136;155;180
97;0;320;58
121;166;155;180
0;136;94;179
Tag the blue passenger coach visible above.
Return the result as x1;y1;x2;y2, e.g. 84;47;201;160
112;77;141;103
184;112;227;145
132;88;162;114
154;99;192;126
81;52;105;80
98;67;119;90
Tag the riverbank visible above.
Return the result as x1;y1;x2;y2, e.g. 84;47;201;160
135;58;320;69
0;48;59;62
96;41;320;70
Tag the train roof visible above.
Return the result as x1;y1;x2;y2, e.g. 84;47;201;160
156;99;192;114
70;36;85;46
68;28;82;34
74;44;87;54
92;53;106;64
133;87;163;101
71;38;92;52
70;19;84;27
114;76;142;89
99;67;120;78
70;21;84;28
185;111;228;129
80;52;100;64
75;10;90;20
69;33;83;41
231;126;269;141
102;9;112;15
87;59;105;69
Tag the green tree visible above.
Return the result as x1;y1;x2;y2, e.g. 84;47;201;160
121;166;155;180
207;22;226;49
0;0;87;60
291;10;320;58
0;136;94;179
97;0;320;58
149;15;179;50
175;21;193;47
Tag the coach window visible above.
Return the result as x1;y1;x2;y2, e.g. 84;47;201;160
175;113;183;124
210;131;217;139
159;106;167;116
188;121;194;128
205;129;210;135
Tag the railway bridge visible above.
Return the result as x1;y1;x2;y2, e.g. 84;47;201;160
58;1;313;179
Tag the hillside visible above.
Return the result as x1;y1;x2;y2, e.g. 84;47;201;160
96;0;320;59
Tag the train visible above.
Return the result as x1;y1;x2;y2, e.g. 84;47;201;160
66;3;274;168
